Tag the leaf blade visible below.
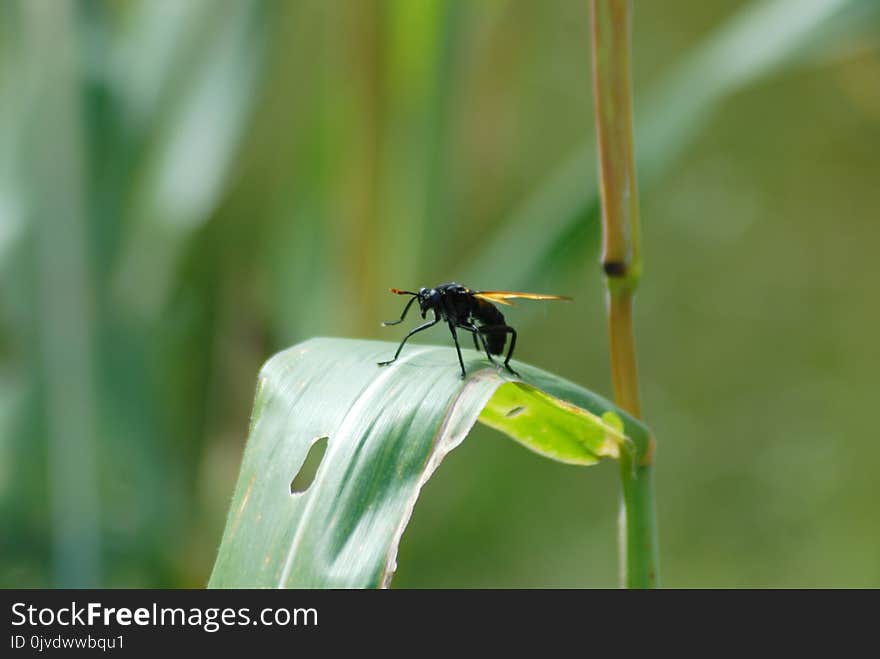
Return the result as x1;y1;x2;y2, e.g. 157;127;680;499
209;337;649;588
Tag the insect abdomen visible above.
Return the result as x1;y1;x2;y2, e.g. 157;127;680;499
473;300;507;355
485;329;507;355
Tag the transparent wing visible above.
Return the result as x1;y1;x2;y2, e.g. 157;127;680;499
472;291;572;306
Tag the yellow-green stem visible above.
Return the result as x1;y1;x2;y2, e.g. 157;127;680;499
591;0;659;588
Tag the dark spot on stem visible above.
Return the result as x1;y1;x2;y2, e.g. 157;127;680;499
505;406;525;418
603;260;627;277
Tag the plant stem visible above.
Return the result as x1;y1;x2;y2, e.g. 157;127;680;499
590;0;658;588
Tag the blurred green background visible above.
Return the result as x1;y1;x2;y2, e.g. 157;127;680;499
1;0;878;588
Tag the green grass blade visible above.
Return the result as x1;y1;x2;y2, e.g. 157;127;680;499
462;0;879;291
209;337;649;588
23;0;101;587
112;0;270;319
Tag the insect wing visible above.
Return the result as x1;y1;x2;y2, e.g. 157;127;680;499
472;291;572;306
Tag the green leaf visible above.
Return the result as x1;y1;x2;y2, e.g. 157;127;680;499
209;337;649;588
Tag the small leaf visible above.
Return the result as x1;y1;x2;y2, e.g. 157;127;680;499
209;337;650;588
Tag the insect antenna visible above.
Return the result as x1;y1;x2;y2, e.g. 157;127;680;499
389;288;418;296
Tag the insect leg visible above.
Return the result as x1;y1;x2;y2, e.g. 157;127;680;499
377;315;439;366
447;321;467;379
503;326;518;375
455;323;480;351
456;323;498;365
381;295;417;326
477;325;519;377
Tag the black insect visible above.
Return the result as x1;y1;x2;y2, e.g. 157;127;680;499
378;282;571;379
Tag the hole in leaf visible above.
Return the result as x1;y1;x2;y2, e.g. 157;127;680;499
290;436;329;495
505;406;525;418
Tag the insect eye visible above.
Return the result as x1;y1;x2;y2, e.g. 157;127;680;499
418;287;427;295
